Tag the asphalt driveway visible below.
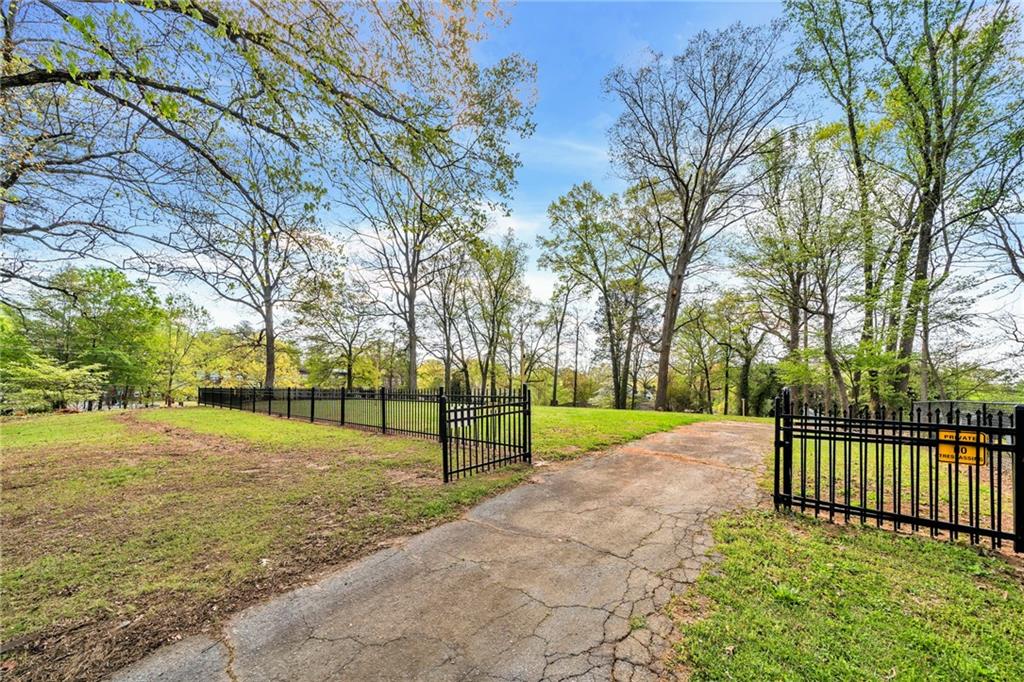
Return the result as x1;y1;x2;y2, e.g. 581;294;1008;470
113;419;772;682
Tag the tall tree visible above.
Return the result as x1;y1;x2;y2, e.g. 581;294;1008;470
295;272;378;391
155;144;333;387
155;296;210;406
2;0;533;303
605;21;799;410
423;247;470;392
789;0;1024;402
540;183;655;409
463;232;526;393
343;161;476;392
546;282;577;405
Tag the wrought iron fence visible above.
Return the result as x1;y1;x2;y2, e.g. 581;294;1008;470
774;387;1023;552
198;385;532;481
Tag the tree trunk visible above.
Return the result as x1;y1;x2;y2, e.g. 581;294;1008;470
345;346;355;390
263;296;276;388
895;190;939;397
406;292;418;392
573;321;580;406
919;287;932;402
739;356;753;416
654;269;684;410
822;311;849;411
619;315;637;410
722;350;730;416
551;327;562;406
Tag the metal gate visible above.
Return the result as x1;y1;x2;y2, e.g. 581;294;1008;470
773;388;1024;551
441;386;532;482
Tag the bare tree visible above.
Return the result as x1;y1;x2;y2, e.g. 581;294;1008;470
546;282;578;405
343;161;480;391
155;143;332;387
422;246;471;392
463;232;526;393
605;21;799;410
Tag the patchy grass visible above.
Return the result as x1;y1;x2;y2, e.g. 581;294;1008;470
672;510;1024;680
0;408;527;681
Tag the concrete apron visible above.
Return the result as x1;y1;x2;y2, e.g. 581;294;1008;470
112;420;771;682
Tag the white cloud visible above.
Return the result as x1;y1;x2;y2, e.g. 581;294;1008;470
515;134;610;173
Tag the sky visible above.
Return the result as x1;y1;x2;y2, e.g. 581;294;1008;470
180;1;786;325
479;0;785;299
179;0;1019;350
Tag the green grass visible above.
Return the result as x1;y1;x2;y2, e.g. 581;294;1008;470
673;511;1024;681
531;405;765;460
3;403;736;678
0;408;532;678
1;410;164;451
788;437;1012;535
134;407;429;460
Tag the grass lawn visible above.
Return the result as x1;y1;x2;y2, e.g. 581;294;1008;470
1;408;527;681
672;510;1024;679
0;403;734;680
531;404;765;460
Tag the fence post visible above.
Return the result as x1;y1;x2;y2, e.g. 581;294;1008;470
287;387;291;419
252;387;256;413
310;386;316;423
439;387;449;483
267;387;272;415
340;387;346;425
1014;405;1024;553
523;384;532;464
773;394;781;509
437;387;445;443
782;387;793;510
380;386;387;435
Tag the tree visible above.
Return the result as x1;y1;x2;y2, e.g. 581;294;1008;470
788;0;1024;403
295;272;378;391
21;267;162;403
343;161;477;392
541;183;657;408
605;21;799;410
155;296;210;406
423;247;470;392
0;309;107;412
546;283;577;405
3;0;534;317
155;144;333;388
463;232;527;393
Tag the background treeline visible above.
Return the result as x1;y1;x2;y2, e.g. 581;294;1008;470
3;1;1023;414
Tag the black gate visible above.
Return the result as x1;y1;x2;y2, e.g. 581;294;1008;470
198;385;532;482
441;387;532;482
773;388;1024;552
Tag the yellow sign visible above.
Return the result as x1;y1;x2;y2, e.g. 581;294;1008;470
937;430;987;466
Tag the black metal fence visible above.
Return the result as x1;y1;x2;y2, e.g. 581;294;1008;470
197;385;532;482
774;388;1024;552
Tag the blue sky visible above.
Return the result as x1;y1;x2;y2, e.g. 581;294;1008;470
480;1;785;297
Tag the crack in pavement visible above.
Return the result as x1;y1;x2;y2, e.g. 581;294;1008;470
112;420;773;682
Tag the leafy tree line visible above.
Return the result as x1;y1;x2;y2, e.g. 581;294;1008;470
0;267;304;412
4;1;1022;414
539;0;1024;413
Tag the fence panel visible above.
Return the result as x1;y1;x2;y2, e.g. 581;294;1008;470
773;387;1023;552
197;385;531;482
442;386;532;482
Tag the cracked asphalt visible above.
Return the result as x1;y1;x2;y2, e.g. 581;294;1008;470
111;419;771;682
